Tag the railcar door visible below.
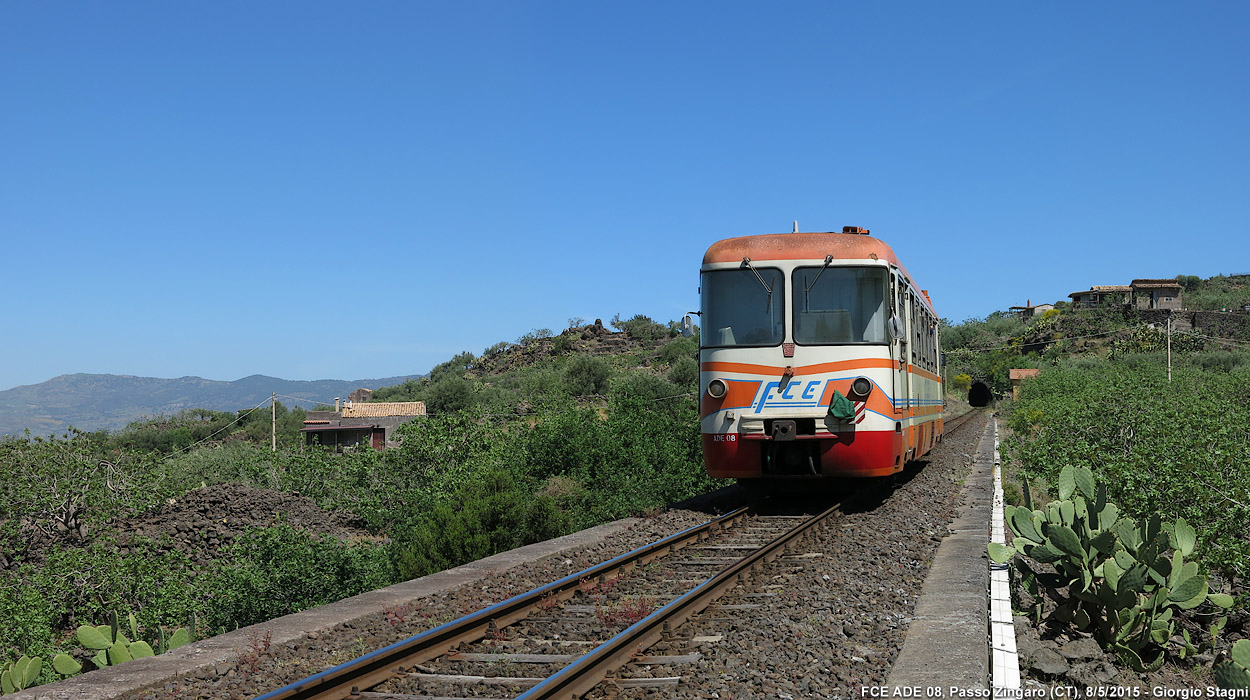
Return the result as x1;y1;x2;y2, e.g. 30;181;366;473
890;270;910;420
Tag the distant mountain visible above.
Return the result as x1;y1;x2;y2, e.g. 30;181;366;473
0;373;423;437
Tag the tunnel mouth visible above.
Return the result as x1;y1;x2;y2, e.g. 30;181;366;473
968;381;992;407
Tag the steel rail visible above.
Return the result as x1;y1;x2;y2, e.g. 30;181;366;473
251;505;751;700
943;408;983;434
515;501;841;700
256;415;976;700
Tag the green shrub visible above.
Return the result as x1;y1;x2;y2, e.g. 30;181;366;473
482;341;512;357
1192;350;1250;373
613;314;669;342
563;354;611;396
518;329;553;346
551;332;575;356
1009;359;1250;579
519;397;710;528
392;470;568;580
209;525;394;629
667;357;699;387
659;337;698;366
425;375;475;414
0;539;201;671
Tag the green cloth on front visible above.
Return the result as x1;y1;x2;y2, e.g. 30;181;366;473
828;389;856;421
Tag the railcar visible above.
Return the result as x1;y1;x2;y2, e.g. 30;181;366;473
695;225;943;479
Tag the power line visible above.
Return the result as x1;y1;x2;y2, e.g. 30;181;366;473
162;397;271;457
274;393;341;407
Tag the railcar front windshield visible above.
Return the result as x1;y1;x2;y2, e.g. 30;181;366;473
793;266;888;344
701;267;785;347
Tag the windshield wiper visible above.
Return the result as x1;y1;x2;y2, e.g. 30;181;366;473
741;257;774;313
803;254;834;309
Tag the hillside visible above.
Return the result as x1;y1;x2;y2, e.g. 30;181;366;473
364;316;697;415
0;373;421;436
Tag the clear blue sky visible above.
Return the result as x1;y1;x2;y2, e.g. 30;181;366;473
2;2;1247;391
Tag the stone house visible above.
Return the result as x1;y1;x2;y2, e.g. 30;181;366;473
301;399;426;450
1008;300;1056;319
1130;279;1183;310
1068;285;1131;309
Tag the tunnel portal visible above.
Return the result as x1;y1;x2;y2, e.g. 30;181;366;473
968;381;992;407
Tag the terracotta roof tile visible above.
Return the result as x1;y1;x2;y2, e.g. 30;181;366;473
342;402;427;418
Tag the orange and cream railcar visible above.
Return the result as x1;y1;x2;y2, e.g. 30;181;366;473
697;227;943;479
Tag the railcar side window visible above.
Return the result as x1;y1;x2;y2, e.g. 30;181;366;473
701;268;785;347
793;266;887;345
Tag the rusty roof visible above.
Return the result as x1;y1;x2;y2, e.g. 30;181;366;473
701;232;934;314
1130;279;1181;289
342;402;427;418
1070;285;1131;298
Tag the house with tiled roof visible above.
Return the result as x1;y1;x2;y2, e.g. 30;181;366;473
301;397;426;450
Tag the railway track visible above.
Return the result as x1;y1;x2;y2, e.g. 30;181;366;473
254;409;987;700
253;503;844;700
941;407;980;435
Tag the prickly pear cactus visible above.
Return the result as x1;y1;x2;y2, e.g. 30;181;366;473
73;613;194;670
1215;639;1250;690
988;465;1235;668
0;655;42;695
51;653;81;677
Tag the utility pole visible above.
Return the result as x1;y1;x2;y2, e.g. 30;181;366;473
1166;316;1172;383
271;392;277;452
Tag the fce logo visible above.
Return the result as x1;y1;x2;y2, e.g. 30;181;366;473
752;379;829;412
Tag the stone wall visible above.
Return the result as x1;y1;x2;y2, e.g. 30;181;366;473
1128;308;1250;339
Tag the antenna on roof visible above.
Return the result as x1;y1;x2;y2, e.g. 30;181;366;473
792;221;799;233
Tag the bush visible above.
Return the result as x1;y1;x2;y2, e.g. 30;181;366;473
1192;350;1250;373
482;341;511;357
425;375;475;414
609;372;689;417
613;314;669;342
0;539;201;670
392;470;568;580
519;397;710;528
1008;358;1250;579
951;373;973;393
563;354;611;396
551;332;575;356
209;525;394;629
518;329;553;346
659;337;698;366
667;357;699;387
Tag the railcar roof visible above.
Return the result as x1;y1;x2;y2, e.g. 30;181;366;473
702;232;935;314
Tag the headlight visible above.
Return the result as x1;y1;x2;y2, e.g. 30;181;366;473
707;379;728;399
850;377;872;399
